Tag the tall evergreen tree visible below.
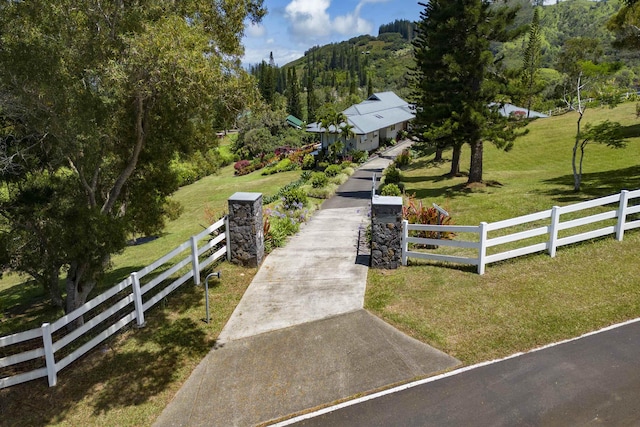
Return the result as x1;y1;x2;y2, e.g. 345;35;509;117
287;67;302;119
522;7;542;118
412;0;523;184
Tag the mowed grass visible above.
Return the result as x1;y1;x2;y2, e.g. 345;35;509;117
366;101;640;365
0;147;302;426
0;161;302;335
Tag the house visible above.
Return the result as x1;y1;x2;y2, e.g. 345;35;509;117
491;103;549;119
306;92;415;152
286;115;304;129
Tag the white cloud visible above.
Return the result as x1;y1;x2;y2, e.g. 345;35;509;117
246;22;266;38
283;0;387;42
333;13;372;36
285;0;333;39
243;46;305;67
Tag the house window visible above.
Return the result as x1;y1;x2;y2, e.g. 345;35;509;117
389;125;395;131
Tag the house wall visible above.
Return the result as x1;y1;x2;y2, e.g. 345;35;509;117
357;131;379;152
380;122;406;142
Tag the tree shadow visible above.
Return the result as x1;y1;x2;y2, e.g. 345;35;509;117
618;123;640;139
538;165;640;203
0;279;215;426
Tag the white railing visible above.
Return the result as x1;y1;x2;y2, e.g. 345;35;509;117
402;189;640;274
0;217;229;389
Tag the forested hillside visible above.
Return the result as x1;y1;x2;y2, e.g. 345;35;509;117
249;0;635;122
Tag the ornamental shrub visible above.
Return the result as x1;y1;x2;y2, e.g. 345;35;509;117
351;150;368;164
281;187;308;210
302;154;315;170
311;172;328;188
234;159;251;175
383;164;401;185
324;164;342;177
380;183;401;196
394;149;411;168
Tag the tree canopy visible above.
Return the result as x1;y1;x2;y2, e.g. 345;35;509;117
412;0;525;184
0;0;264;320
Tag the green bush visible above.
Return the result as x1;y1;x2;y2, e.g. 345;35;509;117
311;172;328;188
306;183;338;199
281;187;308;210
351;150;369;164
318;161;329;170
341;166;355;176
394;149;411;168
383;164;402;185
329;173;349;186
276;158;297;172
324;164;342;177
302;154;315;170
380;183;401;196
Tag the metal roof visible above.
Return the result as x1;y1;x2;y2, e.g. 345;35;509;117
307;91;415;135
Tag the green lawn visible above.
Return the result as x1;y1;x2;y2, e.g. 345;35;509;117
2;103;640;425
366;101;640;365
0;158;302;426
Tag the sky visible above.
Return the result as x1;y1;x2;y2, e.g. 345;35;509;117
242;0;424;67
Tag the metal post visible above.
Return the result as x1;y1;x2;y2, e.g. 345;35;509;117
203;272;221;323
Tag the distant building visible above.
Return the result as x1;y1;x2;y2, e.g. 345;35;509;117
286;115;304;130
491;103;549;119
306;92;415;152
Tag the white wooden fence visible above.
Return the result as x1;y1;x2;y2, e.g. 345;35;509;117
0;217;229;389
402;189;640;274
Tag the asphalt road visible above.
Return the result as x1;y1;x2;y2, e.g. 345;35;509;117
321;141;412;210
290;320;640;426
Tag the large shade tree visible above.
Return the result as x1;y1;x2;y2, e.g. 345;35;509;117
0;0;264;322
412;0;524;183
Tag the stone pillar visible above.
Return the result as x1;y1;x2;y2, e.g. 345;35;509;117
228;192;264;268
371;195;403;269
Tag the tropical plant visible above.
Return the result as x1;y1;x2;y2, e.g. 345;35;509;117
403;195;455;240
310;172;329;188
380;183;402;196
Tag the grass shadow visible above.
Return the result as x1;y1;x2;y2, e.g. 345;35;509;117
538;165;640;203
0;277;215;425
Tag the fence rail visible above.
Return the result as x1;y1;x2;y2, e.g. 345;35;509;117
402;189;640;274
1;217;229;389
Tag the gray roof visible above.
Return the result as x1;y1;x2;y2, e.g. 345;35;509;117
307;91;415;135
492;103;549;119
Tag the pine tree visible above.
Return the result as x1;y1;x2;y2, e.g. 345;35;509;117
412;0;522;184
522;7;542;118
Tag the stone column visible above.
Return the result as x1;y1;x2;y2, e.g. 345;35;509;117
228;192;264;268
371;195;403;269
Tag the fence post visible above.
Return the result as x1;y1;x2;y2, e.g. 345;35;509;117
548;206;561;257
131;273;146;328
478;222;488;275
616;190;630;241
225;215;231;262
401;219;408;266
41;323;57;387
227;192;264;267
190;236;200;285
371;173;376;199
371;196;403;269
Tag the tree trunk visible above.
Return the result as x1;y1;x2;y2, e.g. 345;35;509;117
572;112;584;192
65;261;97;330
467;139;483;184
434;146;443;162
572;140;581;192
448;143;461;177
46;266;64;310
